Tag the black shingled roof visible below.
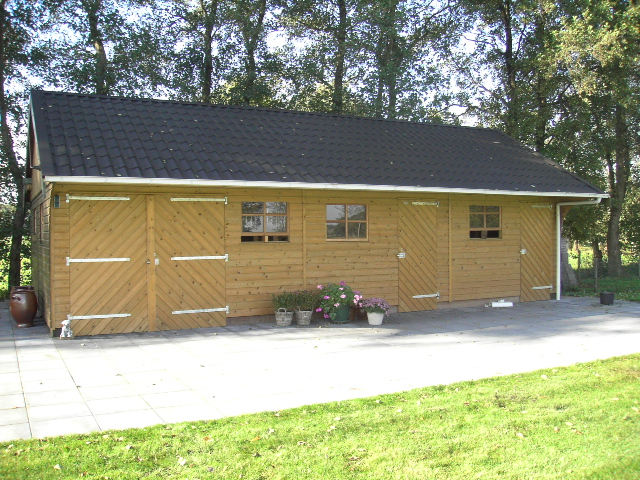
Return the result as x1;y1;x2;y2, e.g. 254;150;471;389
29;90;604;196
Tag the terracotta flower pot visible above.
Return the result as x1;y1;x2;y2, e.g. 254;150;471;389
10;288;37;328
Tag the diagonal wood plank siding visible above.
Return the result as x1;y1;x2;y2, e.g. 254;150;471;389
69;195;148;335
155;195;226;328
398;200;438;312
520;204;554;301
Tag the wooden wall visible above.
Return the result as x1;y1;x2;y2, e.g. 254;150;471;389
40;184;561;334
30;184;52;324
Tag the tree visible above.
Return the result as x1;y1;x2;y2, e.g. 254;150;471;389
278;0;365;114
0;1;47;288
226;0;270;106
358;0;459;121
42;0;167;97
166;0;228;102
556;0;640;276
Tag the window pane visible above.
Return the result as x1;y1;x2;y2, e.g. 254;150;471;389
326;205;346;221
242;216;263;233
348;222;367;238
487;230;501;238
266;202;287;214
486;214;500;228
242;202;263;214
327;222;346;238
470;205;484;213
241;235;264;242
266;215;287;233
348;205;366;220
486;206;500;213
470;214;484;228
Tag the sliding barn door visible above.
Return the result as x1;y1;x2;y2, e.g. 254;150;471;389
154;196;227;329
397;200;439;312
520;204;554;301
68;195;148;335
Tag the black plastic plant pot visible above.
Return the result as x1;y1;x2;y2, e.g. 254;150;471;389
600;292;615;305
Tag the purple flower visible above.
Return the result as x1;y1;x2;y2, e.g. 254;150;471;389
316;308;322;312
324;295;330;300
340;281;346;286
324;314;330;319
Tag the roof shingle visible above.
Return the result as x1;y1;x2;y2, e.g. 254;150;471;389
29;90;604;196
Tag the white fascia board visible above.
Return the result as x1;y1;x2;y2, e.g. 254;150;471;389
44;175;608;199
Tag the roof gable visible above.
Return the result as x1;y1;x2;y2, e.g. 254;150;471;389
29;90;604;197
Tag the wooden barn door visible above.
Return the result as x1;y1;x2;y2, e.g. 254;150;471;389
68;195;148;335
154;196;227;329
397;200;439;312
520;204;554;301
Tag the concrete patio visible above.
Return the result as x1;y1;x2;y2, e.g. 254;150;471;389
1;297;639;442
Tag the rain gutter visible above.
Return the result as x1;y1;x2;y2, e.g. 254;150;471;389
43;176;609;199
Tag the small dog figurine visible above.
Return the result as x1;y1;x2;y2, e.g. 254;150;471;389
60;319;74;339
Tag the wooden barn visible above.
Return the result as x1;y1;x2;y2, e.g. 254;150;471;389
26;91;606;336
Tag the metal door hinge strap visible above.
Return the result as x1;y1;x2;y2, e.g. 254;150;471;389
413;293;440;299
412;201;439;207
170;197;227;204
532;285;553;290
67;313;131;320
171;254;228;261
66;195;130;202
66;257;130;266
172;307;229;315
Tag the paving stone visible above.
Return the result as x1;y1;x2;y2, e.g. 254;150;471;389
1;298;639;440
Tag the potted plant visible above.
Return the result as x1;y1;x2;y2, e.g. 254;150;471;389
316;281;362;323
360;297;391;325
272;291;296;326
294;290;319;326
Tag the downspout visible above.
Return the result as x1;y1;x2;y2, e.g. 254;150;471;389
555;198;603;300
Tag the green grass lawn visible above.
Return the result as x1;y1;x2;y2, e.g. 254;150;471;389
2;355;639;479
565;276;640;302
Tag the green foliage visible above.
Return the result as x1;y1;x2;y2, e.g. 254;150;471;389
565;276;640;302
293;290;319;311
317;282;360;320
1;355;639;479
271;291;297;311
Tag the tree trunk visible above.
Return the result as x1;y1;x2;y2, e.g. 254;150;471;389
606;104;631;277
0;0;26;288
83;0;110;95
201;0;219;103
240;0;267;106
331;0;347;114
497;0;517;136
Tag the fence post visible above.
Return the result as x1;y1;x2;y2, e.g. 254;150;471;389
594;257;599;293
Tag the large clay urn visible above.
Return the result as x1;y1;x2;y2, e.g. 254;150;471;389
10;286;37;328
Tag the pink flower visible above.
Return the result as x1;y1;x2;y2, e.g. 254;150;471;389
340;294;346;298
339;281;346;286
334;303;340;307
317;285;323;289
316;308;322;312
339;287;344;291
324;295;330;299
324;314;330;319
